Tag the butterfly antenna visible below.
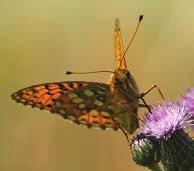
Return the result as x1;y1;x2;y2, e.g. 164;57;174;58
65;70;114;75
119;15;143;68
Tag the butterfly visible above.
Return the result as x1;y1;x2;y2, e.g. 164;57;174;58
11;15;148;134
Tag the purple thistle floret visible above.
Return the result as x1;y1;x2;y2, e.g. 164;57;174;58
141;101;193;139
183;88;194;114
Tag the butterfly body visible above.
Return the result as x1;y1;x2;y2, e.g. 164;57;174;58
108;69;139;133
11;18;140;134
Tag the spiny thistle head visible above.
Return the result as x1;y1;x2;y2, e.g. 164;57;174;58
130;134;160;168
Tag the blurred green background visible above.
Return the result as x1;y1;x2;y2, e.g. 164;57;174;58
1;0;194;171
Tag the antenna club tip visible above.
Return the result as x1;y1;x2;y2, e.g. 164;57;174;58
65;71;72;75
139;15;144;22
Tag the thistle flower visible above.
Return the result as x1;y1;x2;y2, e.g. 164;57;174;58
137;101;194;171
141;101;193;139
183;88;194;114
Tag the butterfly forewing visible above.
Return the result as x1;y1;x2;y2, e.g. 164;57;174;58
114;18;127;70
11;81;124;130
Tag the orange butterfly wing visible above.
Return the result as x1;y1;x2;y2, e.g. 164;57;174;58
11;82;86;110
114;18;127;70
11;81;122;130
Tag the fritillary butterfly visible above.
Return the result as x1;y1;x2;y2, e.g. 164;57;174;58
11;16;146;134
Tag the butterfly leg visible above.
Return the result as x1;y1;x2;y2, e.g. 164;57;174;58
140;84;165;100
139;97;151;112
138;85;164;112
138;103;151;108
119;125;130;143
113;104;145;124
112;102;138;117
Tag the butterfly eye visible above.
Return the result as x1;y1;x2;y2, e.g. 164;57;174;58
115;77;122;86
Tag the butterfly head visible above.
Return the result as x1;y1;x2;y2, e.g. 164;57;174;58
110;68;138;99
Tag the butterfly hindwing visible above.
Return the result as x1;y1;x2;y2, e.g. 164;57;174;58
11;81;122;130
